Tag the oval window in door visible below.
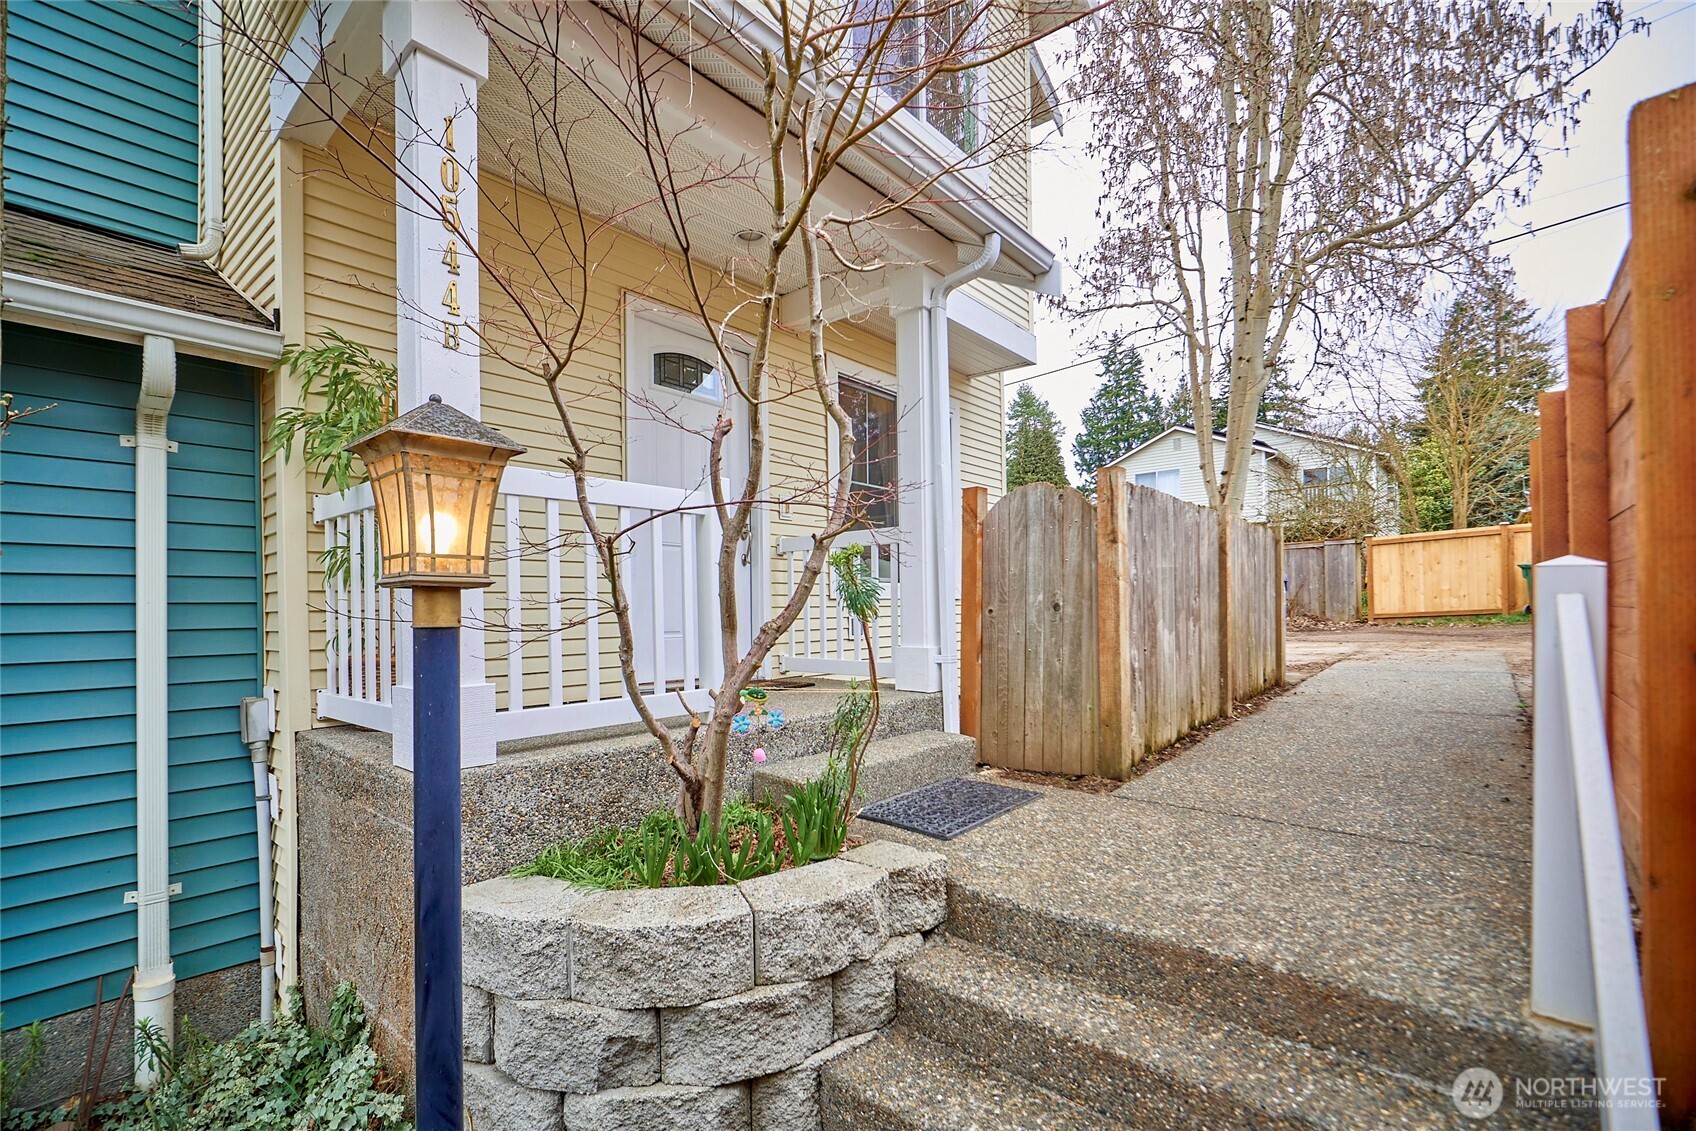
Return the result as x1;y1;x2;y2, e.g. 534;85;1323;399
654;351;722;399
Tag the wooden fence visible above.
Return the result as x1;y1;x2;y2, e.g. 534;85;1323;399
1285;539;1362;621
1529;81;1696;1115
965;470;1284;778
1364;524;1532;620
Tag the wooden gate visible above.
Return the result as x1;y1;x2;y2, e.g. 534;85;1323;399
1285;539;1362;621
979;484;1098;774
1366;524;1531;619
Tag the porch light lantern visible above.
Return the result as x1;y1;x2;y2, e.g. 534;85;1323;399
351;394;526;589
347;393;523;1131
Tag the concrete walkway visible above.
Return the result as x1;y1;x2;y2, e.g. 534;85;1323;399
833;626;1595;1129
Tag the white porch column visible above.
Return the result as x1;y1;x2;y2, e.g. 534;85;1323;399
383;0;495;769
889;267;942;693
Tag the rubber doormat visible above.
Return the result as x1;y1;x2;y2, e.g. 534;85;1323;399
857;777;1041;840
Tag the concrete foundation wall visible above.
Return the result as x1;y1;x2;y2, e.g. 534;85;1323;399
293;692;943;1080
3;962;260;1113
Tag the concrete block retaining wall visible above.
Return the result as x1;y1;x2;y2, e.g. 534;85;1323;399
460;841;947;1131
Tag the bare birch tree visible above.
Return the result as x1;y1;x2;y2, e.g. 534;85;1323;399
1069;0;1624;515
233;0;1071;830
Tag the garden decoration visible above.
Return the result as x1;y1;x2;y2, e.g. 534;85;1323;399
733;686;785;762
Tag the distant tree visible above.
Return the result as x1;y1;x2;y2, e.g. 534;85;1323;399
1188;365;1312;432
1005;387;1070;489
1413;266;1554;529
1072;334;1171;491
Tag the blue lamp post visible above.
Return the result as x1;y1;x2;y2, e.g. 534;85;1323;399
351;396;524;1129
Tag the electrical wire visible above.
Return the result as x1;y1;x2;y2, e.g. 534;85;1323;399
1005;200;1631;388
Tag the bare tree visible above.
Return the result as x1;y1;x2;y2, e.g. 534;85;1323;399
1069;0;1624;514
234;0;1071;830
1065;0;1625;701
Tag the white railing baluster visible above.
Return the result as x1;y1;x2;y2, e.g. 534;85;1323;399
682;513;699;692
335;517;350;698
546;500;562;708
649;510;666;694
378;584;391;704
505;497;523;713
1532;557;1657;1131
584;507;601;704
361;507;377;701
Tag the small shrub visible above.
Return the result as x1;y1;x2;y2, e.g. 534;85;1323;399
97;984;409;1131
0;1017;52;1131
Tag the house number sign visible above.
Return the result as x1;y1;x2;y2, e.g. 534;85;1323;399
440;115;464;352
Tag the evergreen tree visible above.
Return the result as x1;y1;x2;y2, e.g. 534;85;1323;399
1411;265;1553;528
1004;386;1070;490
1071;334;1172;491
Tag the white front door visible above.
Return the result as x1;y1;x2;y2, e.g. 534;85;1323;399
626;307;752;689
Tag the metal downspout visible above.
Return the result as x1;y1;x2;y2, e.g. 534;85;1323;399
129;336;179;1084
928;234;1001;733
179;1;225;261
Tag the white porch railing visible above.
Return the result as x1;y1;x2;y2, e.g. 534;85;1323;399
774;532;900;679
1531;556;1657;1130
313;468;722;742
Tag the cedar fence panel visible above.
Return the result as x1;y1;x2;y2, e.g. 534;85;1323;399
979;484;1098;774
975;477;1284;778
1365;524;1532;620
1284;539;1363;621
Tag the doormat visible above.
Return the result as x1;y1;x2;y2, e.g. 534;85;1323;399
857;777;1041;840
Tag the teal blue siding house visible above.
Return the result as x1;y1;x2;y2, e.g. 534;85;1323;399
1;0;283;1101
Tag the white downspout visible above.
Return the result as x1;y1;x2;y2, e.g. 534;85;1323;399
127;336;179;1085
240;692;279;1024
928;234;1001;733
179;0;226;261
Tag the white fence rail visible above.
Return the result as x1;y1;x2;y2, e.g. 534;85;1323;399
774;531;900;679
1531;556;1657;1130
314;468;722;741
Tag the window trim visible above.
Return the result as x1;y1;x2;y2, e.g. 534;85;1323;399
828;359;900;531
846;1;993;186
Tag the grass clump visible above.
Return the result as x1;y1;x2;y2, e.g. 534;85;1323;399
519;772;851;890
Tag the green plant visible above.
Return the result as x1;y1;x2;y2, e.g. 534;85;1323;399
827;546;884;822
0;1019;48;1130
672;822;725;886
714;810;779;882
99;984;408;1131
264;330;398;494
780;768;849;867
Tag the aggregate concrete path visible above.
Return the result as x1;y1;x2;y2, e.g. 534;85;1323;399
859;626;1581;1087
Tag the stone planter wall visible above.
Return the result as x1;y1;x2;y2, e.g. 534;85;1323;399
460;841;946;1131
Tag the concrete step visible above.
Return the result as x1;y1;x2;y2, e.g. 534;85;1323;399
942;881;1595;1102
818;1026;1130;1131
751;730;977;808
895;938;1488;1130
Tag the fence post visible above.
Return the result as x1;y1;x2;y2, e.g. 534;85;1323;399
1096;468;1134;777
1531;555;1607;1026
1499;523;1517;615
1275;526;1286;685
960;487;987;740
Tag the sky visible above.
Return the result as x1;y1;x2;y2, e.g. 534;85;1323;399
1005;1;1696;479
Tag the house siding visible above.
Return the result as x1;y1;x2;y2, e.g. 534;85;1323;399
2;0;200;246
0;326;262;1027
292;137;934;706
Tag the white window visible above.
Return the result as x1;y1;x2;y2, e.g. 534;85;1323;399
1134;468;1181;496
850;1;988;156
840;376;899;529
1302;465;1346;487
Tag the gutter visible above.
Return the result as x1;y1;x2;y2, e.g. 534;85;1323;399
929;236;1002;732
126;336;180;1086
180;1;226;261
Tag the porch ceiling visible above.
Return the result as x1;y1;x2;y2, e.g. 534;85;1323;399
316;2;1036;367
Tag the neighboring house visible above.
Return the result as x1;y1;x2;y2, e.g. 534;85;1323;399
0;0;285;1098
0;0;1062;1081
1105;423;1400;535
